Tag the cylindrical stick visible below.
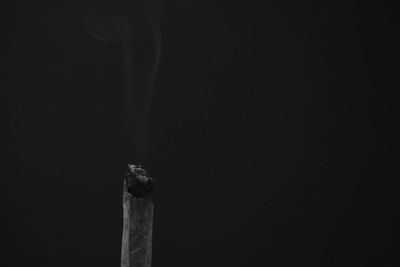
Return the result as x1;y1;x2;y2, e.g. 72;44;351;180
84;2;161;266
121;164;154;267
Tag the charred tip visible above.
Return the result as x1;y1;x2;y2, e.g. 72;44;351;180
125;164;154;198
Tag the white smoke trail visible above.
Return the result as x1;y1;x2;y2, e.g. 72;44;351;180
85;0;163;164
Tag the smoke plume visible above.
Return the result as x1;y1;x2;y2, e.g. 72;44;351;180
85;0;163;165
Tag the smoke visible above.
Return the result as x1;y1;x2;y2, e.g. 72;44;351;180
85;0;163;164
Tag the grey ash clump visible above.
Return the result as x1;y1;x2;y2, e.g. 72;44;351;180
125;164;154;198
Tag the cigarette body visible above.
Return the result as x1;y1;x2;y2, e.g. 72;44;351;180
121;164;154;267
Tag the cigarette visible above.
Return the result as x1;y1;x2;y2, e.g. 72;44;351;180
121;164;154;267
85;4;159;266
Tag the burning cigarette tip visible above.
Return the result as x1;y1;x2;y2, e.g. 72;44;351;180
125;164;154;199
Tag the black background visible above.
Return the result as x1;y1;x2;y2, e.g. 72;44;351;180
3;0;397;266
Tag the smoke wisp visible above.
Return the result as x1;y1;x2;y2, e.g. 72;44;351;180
85;0;163;165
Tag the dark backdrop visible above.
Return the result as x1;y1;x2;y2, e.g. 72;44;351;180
3;1;396;266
